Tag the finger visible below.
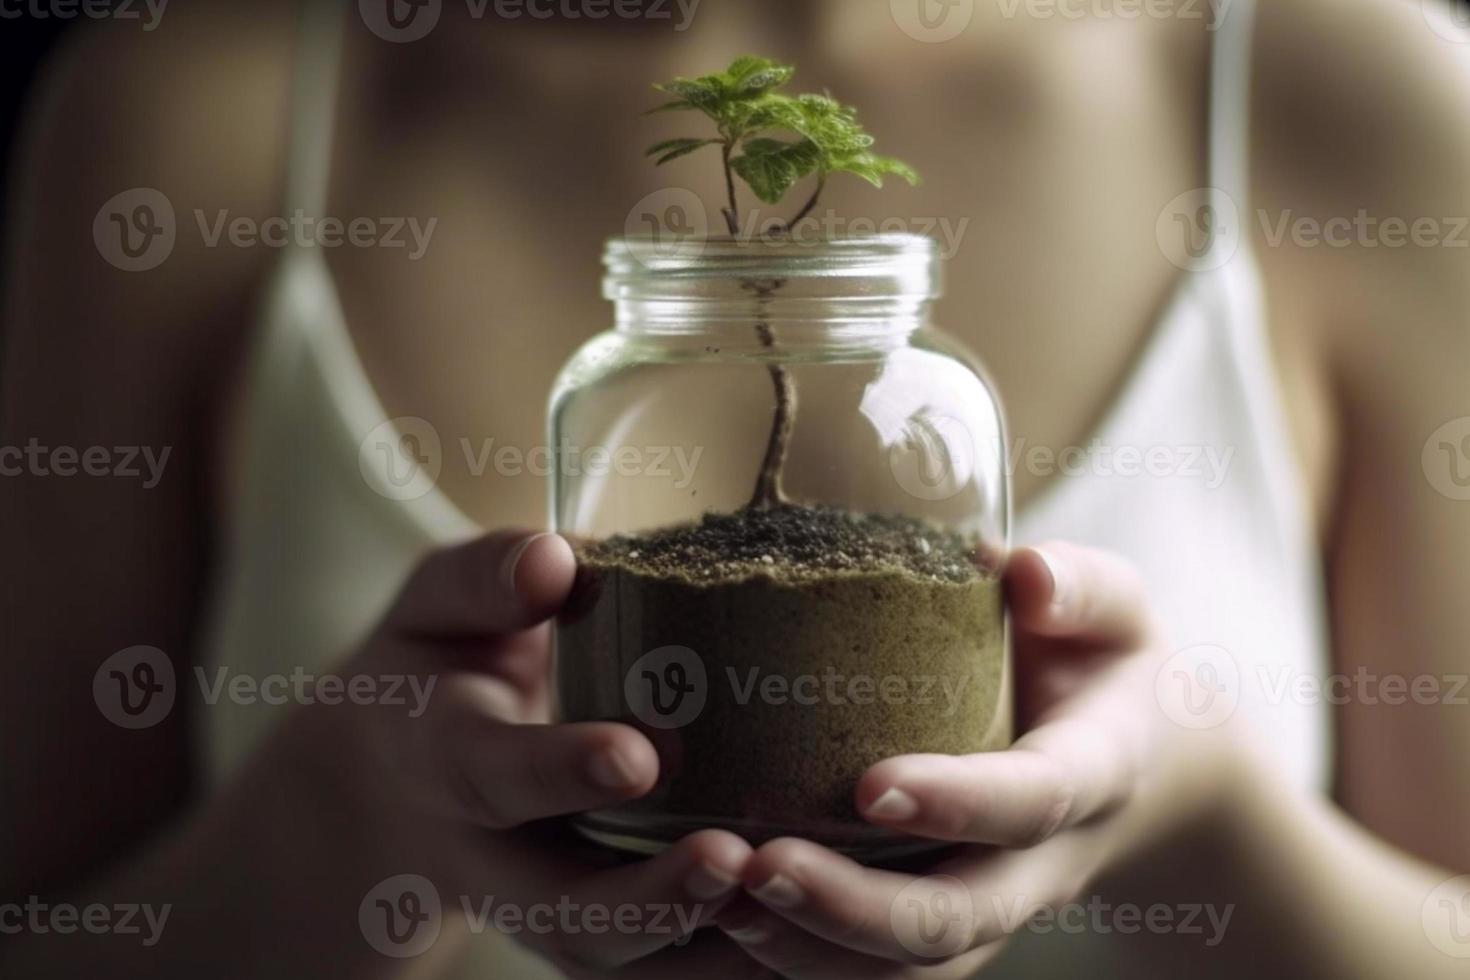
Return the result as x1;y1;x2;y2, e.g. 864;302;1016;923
452;712;659;827
540;829;755;970
1004;543;1152;649
732;837;952;965
388;530;576;637
856;716;1136;847
719;897;1001;979
556;930;772;980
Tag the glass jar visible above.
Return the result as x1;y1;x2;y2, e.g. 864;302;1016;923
550;234;1011;862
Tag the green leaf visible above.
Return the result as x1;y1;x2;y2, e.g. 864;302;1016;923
829;152;921;189
737;65;794;95
645;55;921;213
739;93;804;132
654;77;724;113
726;55;777;83
723;57;794;95
646;138;706;156
643;99;694;115
648;138;719;165
731;138;822;204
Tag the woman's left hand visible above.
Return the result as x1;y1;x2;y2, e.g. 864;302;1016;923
714;542;1238;978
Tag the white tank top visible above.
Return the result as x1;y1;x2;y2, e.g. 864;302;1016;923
200;1;1329;974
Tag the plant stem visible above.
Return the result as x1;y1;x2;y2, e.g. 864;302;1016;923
744;278;794;510
720;141;740;237
782;173;826;231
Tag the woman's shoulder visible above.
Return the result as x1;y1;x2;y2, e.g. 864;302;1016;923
1254;0;1470;354
4;0;301;454
8;0;298;355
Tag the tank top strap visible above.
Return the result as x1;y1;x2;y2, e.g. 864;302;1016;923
284;0;346;223
1207;0;1258;221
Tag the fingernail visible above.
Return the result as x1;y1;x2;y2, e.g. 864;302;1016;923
865;787;920;823
685;862;739;900
749;873;803;909
723;920;771;945
1034;547;1070;612
587;746;642;791
501;533;551;594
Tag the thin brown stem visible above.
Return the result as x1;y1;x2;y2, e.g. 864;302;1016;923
744;278;794;510
720;141;740;237
782;173;826;232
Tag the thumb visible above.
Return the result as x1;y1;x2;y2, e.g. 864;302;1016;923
388;530;577;638
1004;542;1154;650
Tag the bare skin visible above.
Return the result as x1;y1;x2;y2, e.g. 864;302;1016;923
3;0;1469;975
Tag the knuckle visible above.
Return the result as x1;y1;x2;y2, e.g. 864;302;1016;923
1019;760;1077;847
448;745;515;829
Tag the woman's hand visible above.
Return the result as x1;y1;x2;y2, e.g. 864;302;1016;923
274;531;756;978
712;542;1237;978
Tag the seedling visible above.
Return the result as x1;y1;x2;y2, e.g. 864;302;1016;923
646;55;918;236
646;56;919;507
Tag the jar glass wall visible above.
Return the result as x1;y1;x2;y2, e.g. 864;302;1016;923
550;234;1011;861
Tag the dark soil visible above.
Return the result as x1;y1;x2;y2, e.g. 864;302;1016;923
556;504;1010;859
578;503;988;584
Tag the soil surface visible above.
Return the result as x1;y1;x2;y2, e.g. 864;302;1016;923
557;505;1010;858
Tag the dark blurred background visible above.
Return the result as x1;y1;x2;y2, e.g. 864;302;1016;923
1;0;1468;268
2;14;73;229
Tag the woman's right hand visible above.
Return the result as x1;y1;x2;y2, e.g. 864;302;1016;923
275;531;756;978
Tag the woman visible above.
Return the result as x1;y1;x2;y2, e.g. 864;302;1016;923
2;0;1468;976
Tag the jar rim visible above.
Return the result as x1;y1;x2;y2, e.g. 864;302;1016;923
603;232;941;303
